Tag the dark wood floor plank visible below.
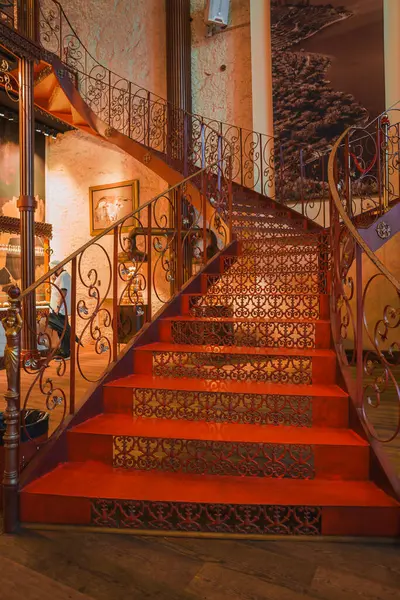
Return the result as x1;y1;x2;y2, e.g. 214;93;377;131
153;536;317;594
1;529;400;599
310;565;400;600
0;555;95;600
249;540;400;590
0;530;197;600
186;562;314;600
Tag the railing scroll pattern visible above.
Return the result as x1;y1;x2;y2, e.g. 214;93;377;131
0;157;232;532
328;116;400;485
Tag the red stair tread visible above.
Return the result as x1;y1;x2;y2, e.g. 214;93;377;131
104;375;348;397
137;342;335;357
71;414;365;446
21;462;399;507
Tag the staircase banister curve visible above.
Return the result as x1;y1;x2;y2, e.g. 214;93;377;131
328;129;400;293
328;125;400;458
38;0;237;148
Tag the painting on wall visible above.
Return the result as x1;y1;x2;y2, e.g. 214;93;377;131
89;180;139;236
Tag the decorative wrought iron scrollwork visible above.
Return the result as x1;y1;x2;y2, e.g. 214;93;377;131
328;118;400;464
0;57;19;100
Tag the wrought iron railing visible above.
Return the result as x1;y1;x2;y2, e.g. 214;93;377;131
3;0;398;230
0;157;232;530
328;112;400;493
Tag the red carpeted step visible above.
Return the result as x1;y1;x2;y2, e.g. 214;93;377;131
20;464;400;537
67;414;369;480
133;343;337;385
103;375;349;428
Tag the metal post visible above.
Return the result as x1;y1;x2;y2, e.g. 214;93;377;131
176;187;183;290
202;171;207;266
343;135;353;218
1;286;22;533
300;148;305;216
355;244;363;409
228;156;233;242
18;56;36;352
112;226;118;358
70;257;77;414
382;117;390;213
147;204;152;320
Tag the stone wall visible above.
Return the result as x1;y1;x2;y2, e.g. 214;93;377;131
190;0;252;129
46;130;168;338
45;0;168;288
59;0;167;97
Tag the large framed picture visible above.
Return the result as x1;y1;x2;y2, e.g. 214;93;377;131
89;180;139;236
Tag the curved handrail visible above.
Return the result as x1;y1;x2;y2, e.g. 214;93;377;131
328;123;400;454
328;130;400;292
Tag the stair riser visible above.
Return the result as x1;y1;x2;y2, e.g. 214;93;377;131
67;433;369;481
220;256;321;272
103;387;349;428
133;350;336;385
20;495;400;537
160;320;331;349
201;273;328;296
182;294;329;320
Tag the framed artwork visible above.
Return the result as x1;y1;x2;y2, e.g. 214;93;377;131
89;179;139;236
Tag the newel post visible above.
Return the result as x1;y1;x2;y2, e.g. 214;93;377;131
1;285;22;533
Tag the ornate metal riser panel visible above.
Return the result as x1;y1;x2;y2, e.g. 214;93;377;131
223;256;323;275
223;255;320;272
132;388;313;427
112;436;315;479
90;499;322;535
189;295;320;320
232;218;303;230
207;275;325;295
152;351;313;384
233;229;303;240
171;321;316;349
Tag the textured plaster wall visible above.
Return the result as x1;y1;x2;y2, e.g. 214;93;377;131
60;0;167;96
190;0;252;129
46;130;168;338
46;0;168;320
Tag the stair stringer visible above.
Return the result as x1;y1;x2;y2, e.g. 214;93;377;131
36;57;228;233
36;57;325;236
19;239;242;492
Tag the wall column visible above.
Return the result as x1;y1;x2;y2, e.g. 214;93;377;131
250;0;275;197
18;1;37;351
165;0;192;173
383;0;400;204
384;0;400;110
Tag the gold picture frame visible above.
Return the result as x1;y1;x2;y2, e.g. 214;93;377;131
89;179;139;236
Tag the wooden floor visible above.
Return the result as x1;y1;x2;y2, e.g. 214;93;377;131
0;527;399;600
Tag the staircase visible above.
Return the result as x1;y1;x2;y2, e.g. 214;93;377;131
1;1;399;537
19;210;400;537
